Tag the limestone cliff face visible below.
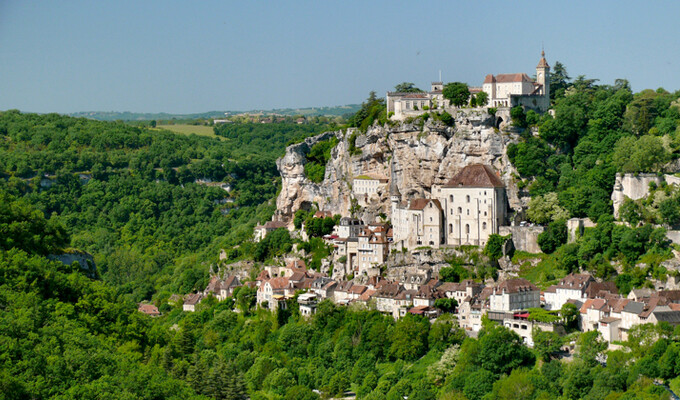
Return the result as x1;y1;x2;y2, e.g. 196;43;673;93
275;109;523;225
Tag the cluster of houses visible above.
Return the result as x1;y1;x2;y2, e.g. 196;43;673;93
138;255;680;350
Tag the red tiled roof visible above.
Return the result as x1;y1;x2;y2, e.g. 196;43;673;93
350;285;367;295
138;303;160;316
444;164;504;188
267;277;290;290
256;270;270;281
495;73;533;83
357;289;376;302
409;198;443;211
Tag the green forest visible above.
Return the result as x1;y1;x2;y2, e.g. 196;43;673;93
4;64;680;399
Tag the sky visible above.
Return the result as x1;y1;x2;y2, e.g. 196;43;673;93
2;1;680;114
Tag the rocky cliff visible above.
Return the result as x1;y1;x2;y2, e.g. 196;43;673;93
275;109;524;226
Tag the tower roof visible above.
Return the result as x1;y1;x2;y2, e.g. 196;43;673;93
537;50;550;69
444;164;504;188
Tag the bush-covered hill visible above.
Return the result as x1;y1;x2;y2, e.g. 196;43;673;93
0;110;332;300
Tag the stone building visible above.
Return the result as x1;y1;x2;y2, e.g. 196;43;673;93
352;175;389;197
482;51;550;111
386;82;447;121
433;164;507;247
357;224;390;275
489;278;540;312
386;52;551;120
390;193;444;250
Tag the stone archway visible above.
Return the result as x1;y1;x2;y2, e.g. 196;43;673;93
495;117;503;128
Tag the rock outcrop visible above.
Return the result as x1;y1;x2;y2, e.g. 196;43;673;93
275;109;524;226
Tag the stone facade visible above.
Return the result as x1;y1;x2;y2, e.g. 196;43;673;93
482;51;550;112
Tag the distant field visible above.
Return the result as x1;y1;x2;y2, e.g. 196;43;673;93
156;124;221;138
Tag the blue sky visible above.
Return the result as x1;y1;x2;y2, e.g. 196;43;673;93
1;1;679;114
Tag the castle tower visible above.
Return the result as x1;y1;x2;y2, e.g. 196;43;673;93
536;50;550;98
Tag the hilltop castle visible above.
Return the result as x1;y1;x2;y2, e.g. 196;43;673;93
386;51;551;120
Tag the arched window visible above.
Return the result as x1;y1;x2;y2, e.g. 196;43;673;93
466;195;470;203
457;207;462;214
482;222;487;230
449;224;453;233
449;195;453;202
465;224;470;234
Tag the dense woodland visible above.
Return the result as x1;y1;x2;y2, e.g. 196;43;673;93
4;65;680;399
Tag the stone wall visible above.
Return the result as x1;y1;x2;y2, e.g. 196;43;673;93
498;225;545;254
567;218;596;243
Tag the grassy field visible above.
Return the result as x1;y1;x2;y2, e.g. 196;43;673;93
156;124;222;139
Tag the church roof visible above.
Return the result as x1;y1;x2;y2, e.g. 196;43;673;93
409;198;443;211
444;164;504;188
537;51;550;68
484;73;533;84
495;73;534;83
401;93;430;99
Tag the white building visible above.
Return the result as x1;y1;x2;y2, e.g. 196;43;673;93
386;82;446;121
489;278;540;312
353;175;389;197
357;225;390;275
390;196;444;250
433;164;507;247
482;51;550;111
543;273;595;310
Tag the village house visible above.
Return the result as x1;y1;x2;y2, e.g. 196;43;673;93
544;273;596;310
457;287;492;332
253;220;288;242
489;278;540;312
257;276;290;310
400;268;432;291
183;293;203;312
356;224;390;276
439;279;483;305
204;275;241;301
138;303;161;317
298;292;318;316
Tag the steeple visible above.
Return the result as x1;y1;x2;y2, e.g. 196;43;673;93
537;50;550;69
536;50;550;99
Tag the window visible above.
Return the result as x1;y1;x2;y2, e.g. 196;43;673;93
458;207;462;214
466;195;470;203
484;211;487;216
449;224;453;233
467;209;470;215
449;195;453;202
482;222;487;230
465;224;470;234
430;217;433;222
